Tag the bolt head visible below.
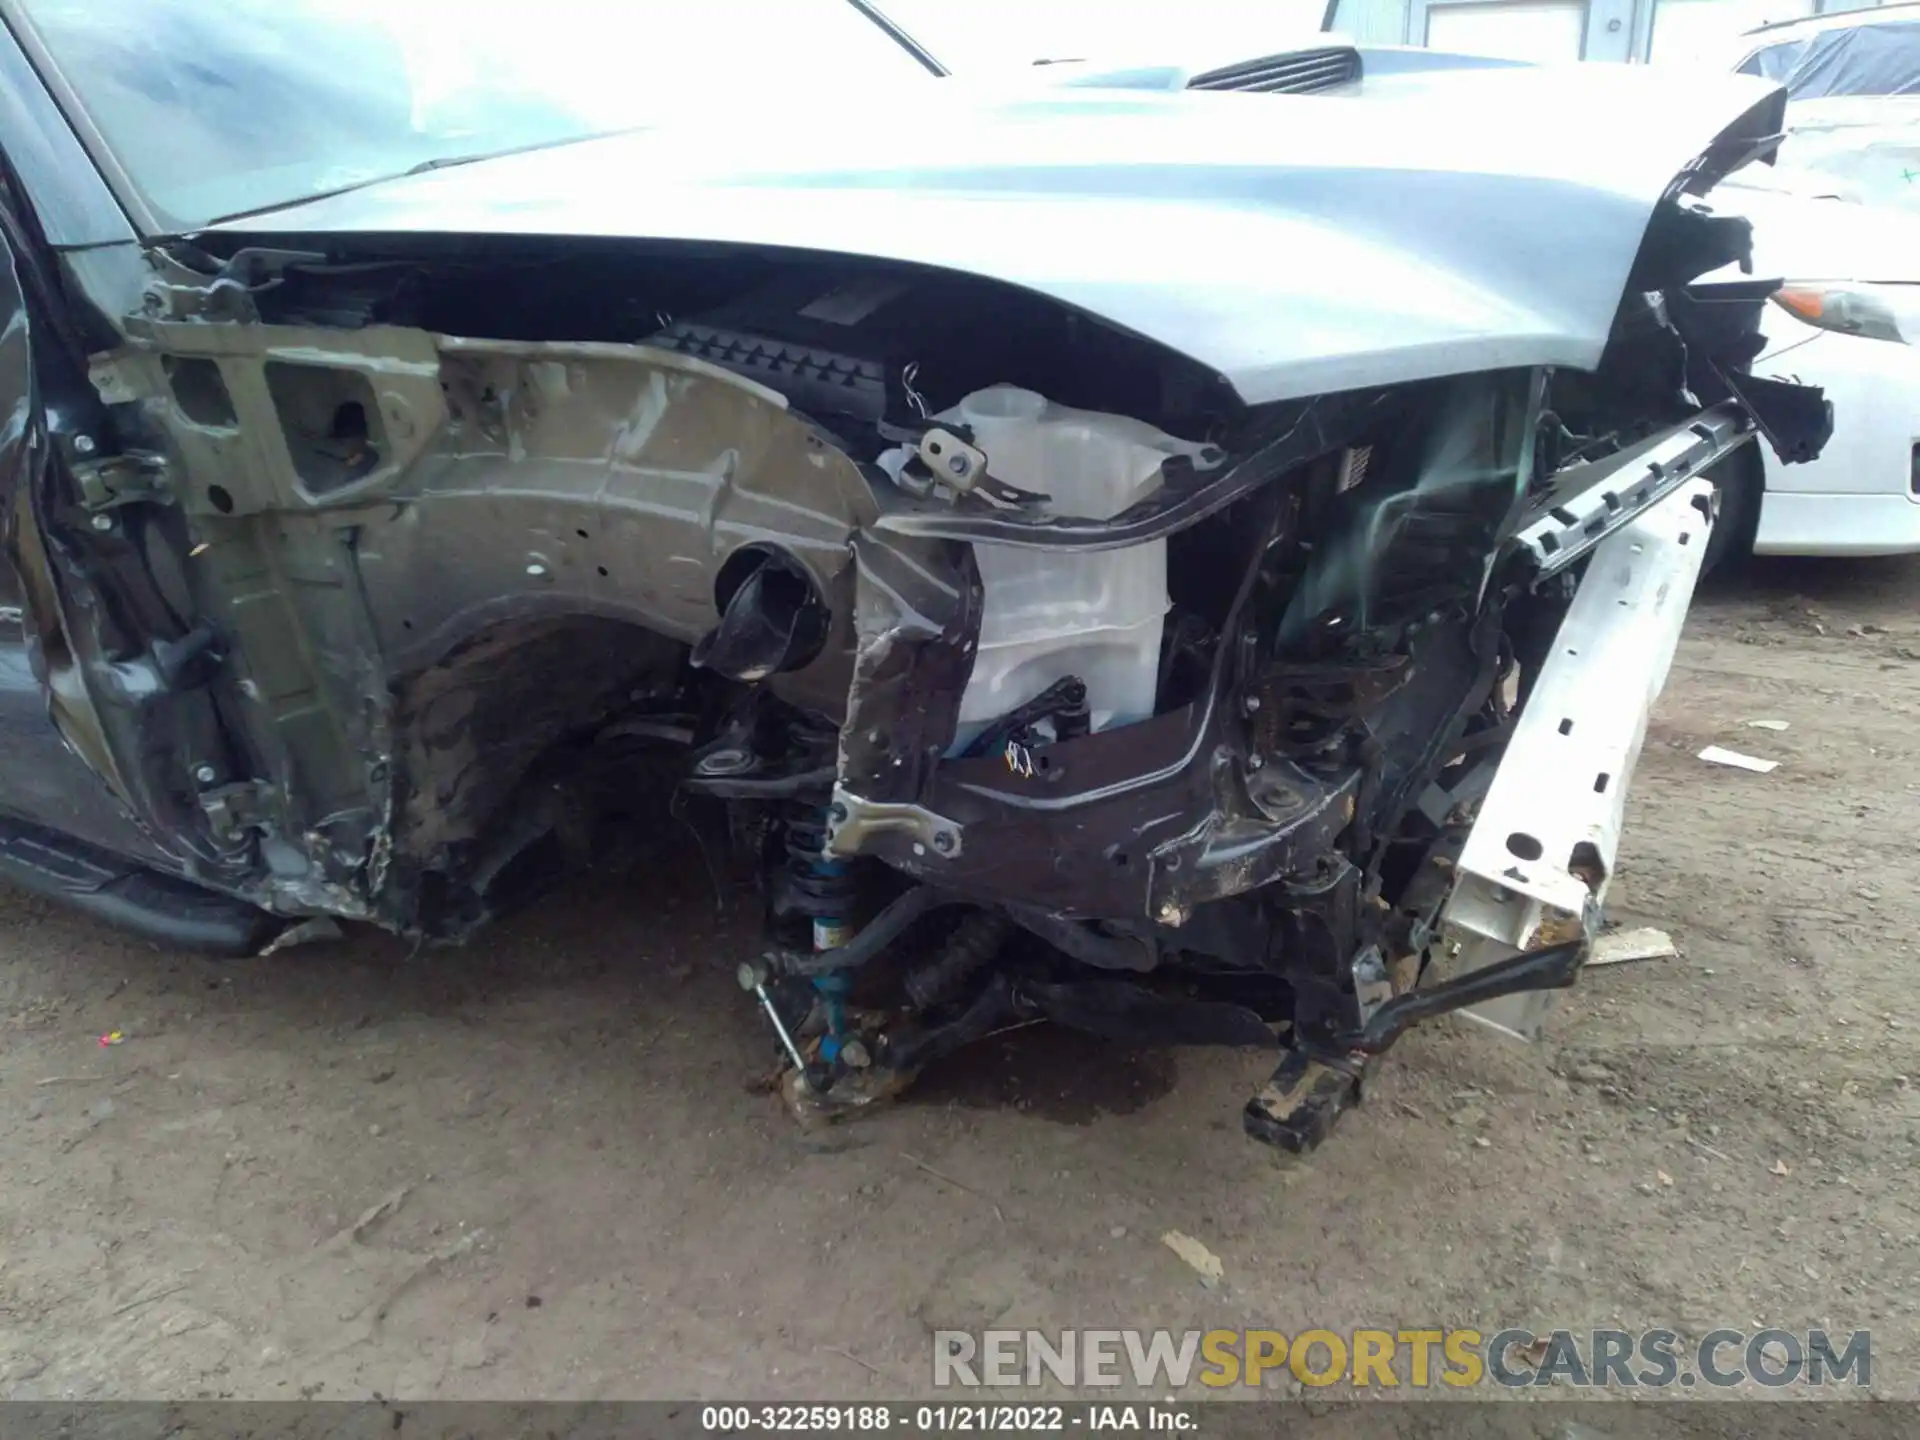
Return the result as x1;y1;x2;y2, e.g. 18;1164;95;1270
73;435;96;455
932;831;955;854
1244;695;1262;713
946;454;968;476
1246;753;1265;771
90;514;113;531
193;764;217;785
525;562;549;578
839;1038;872;1070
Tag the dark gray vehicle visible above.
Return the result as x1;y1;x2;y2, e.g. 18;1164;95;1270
0;0;1831;1147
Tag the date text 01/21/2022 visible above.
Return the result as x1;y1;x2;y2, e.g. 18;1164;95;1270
699;1405;1193;1432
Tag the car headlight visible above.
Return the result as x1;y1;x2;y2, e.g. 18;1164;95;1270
1772;282;1920;345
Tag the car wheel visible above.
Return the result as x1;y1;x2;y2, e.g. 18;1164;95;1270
1700;446;1761;576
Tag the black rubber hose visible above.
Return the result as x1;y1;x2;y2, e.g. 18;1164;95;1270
772;885;963;977
904;908;1013;1010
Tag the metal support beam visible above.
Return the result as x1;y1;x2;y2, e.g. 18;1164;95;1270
1438;476;1715;1039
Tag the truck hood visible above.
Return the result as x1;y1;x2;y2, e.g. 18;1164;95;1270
206;62;1786;407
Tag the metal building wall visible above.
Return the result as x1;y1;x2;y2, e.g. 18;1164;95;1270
1333;0;1895;62
1330;0;1413;43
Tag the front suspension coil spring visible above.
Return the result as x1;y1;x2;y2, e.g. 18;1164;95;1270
783;798;855;949
905;908;1013;1011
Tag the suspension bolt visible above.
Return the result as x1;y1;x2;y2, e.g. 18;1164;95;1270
932;831;955;854
90;514;113;532
193;764;217;785
73;434;96;456
839;1038;872;1070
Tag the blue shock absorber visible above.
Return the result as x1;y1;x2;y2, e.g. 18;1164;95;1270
813;974;849;1062
811;849;852;1062
785;800;856;1062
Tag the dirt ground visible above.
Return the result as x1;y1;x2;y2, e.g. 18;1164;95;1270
1;555;1916;1405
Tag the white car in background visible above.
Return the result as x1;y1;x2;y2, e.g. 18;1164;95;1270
1712;167;1920;560
1730;5;1920;208
1708;9;1920;559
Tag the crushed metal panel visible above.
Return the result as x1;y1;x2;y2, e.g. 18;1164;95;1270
1439;478;1715;1040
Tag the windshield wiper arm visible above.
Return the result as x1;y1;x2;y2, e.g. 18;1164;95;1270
399;125;645;177
196;126;646;232
403;154;487;176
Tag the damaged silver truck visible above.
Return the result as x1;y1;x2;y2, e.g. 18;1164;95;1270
0;0;1834;1149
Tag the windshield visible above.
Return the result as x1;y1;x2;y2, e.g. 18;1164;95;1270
1738;21;1920;99
1769;110;1920;213
15;0;938;231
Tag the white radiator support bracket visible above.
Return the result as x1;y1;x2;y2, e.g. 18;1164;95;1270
1438;476;1715;1040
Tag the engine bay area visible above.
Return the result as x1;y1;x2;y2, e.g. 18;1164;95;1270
22;180;1827;1150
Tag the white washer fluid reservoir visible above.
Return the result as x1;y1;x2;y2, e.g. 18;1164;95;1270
890;386;1215;753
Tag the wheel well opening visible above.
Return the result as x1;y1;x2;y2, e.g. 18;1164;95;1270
388;614;688;932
